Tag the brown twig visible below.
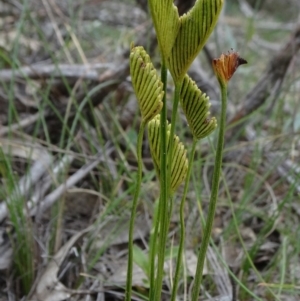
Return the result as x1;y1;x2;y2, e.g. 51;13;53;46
0;64;113;82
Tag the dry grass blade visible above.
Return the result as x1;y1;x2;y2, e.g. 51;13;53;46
33;148;113;221
32;226;92;301
206;246;232;299
0;139;52;222
0;113;40;137
0;228;12;270
272;157;300;194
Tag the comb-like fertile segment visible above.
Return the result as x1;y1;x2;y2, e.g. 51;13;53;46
130;46;164;123
168;0;223;82
148;115;188;193
180;75;217;140
148;0;180;61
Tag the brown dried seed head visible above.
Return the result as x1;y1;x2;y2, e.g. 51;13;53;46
212;50;247;83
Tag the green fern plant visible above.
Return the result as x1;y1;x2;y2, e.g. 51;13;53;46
126;45;164;300
125;1;247;300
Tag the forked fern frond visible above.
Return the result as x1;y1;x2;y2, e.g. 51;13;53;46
148;115;188;193
130;46;164;123
148;0;180;62
180;75;217;140
168;0;223;82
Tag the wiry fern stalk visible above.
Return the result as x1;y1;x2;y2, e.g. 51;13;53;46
130;0;225;299
145;2;180;294
191;82;227;301
171;75;217;300
167;82;183;195
126;46;163;301
191;51;247;301
148;114;188;300
170;140;197;301
125;122;146;301
147;2;179;297
149;196;160;299
154;62;168;301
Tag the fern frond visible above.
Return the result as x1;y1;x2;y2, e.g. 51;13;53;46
130;46;164;122
148;0;180;61
168;0;224;82
181;75;217;140
148;115;188;193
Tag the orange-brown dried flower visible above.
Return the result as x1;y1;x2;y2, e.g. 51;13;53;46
212;50;247;84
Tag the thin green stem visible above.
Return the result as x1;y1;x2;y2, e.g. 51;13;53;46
191;82;228;301
153;62;168;301
168;82;183;184
149;198;160;300
125;121;146;301
171;139;197;301
154;80;182;300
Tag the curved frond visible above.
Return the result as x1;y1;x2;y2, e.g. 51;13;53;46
130;46;164;122
148;115;188;193
180;75;217;139
168;0;223;82
148;0;180;61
